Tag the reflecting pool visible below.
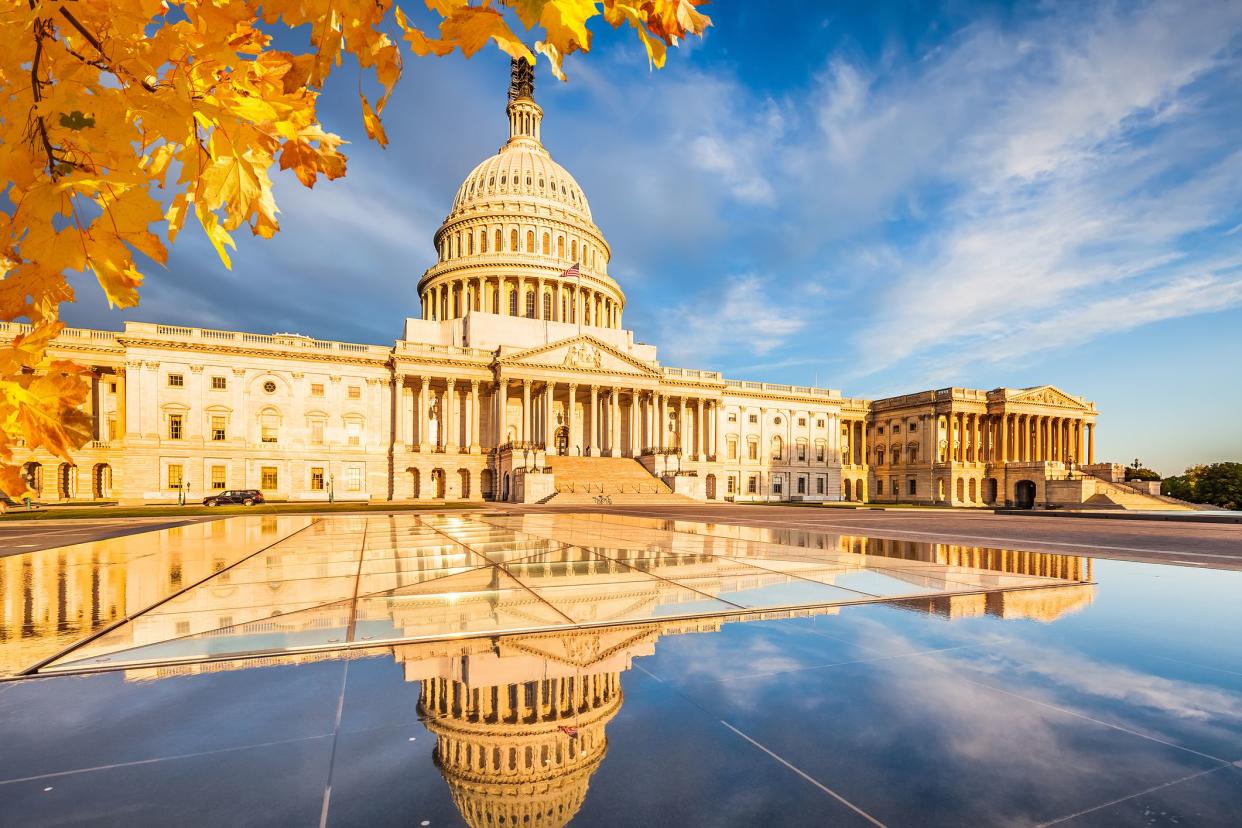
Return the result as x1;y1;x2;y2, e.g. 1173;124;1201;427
1;513;1239;826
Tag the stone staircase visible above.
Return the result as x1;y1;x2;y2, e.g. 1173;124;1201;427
1072;476;1201;511
540;456;696;505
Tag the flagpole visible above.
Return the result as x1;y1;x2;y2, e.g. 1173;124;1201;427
575;262;582;337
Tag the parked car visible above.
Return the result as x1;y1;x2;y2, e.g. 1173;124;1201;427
202;489;265;507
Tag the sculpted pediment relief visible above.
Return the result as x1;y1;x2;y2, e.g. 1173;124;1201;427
501;335;659;377
1009;385;1088;409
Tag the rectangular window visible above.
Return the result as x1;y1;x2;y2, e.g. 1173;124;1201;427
748;414;758;424
347;385;361;400
211;415;226;441
773;477;783;494
727;413;738;423
797;444;807;461
107;417;118;441
816;444;826;462
310;467;325;491
346;421;361;447
747;476;758;494
346;467;362;491
261;413;279;443
260;466;278;490
816;419;825;428
816;477;825;495
211;465;226;489
109;382;117;393
909;479;917;495
167;373;184;387
798;418;807;427
168;414;183;440
797;477;806;494
211;376;227;390
310;420;324;445
311;383;325;397
727;476;737;494
727;441;737;460
167;463;183;489
877;480;885;494
747;441;758;461
175;620;191;636
878;426;885;435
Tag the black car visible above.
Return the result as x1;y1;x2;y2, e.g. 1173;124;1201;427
202;489;265;507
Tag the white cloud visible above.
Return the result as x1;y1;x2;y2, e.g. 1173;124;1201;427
657;275;805;366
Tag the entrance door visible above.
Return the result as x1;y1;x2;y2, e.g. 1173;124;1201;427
1014;480;1037;509
554;426;569;456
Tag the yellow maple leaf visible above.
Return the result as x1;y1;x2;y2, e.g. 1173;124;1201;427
360;93;390;148
440;7;534;60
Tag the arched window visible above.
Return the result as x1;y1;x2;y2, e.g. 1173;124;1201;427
495;229;502;251
542;233;550;255
510;229;518;251
468;233;474;255
260;408;281;443
524;291;536;318
771;435;783;461
452;290;460;317
509;290;518;316
479;232;487;253
557;236;565;258
571;240;577;260
526;230;534;253
542;292;552;320
454;233;460;256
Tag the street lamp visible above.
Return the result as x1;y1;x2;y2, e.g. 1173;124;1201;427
327;473;334;503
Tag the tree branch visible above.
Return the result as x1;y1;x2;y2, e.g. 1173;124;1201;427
57;6;158;92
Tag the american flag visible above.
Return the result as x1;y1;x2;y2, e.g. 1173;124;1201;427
562;262;580;280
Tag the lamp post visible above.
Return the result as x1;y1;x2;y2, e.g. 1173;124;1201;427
327;473;334;503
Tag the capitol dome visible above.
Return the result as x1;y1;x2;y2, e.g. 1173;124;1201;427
419;59;623;329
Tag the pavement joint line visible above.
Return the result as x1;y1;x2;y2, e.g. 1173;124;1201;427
318;659;352;828
950;673;1232;764
719;720;888;827
1150;654;1242;679
0;733;334;786
1034;765;1228;826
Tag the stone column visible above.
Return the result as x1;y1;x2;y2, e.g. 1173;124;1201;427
657;394;666;450
521;379;532;443
469;380;481;452
697;400;707;461
567;384;578;454
609;389;621;456
544;382;555;449
629;390;640;457
1087;423;1095;465
445;379;458;452
418;377;430;452
588;385;600;455
711;401;721;460
495;378;508;445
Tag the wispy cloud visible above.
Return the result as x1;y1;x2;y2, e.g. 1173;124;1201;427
657;275;805;366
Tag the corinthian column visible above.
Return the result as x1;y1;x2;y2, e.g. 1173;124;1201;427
418;376;430;452
445;379;458;452
469;380;481;453
521;379;532;443
588;385;600;456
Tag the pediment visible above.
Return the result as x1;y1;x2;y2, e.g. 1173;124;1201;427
1008;385;1089;409
500;335;660;378
500;626;661;669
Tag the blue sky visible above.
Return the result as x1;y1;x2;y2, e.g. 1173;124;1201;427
62;1;1242;475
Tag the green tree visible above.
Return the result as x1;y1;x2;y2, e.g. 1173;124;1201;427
1162;463;1241;510
1125;467;1161;482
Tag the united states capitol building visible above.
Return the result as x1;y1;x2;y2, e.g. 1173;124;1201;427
11;60;1151;510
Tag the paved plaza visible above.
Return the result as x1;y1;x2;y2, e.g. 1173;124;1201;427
1;506;1240;826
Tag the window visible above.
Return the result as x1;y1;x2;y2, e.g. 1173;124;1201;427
311;383;324;397
211;376;226;390
107;416;117;441
525;291;536;318
816;442;826;462
260;466;278;489
479;232;487;253
167;464;183;489
175;621;191;636
168;414;184;440
310;419;325;445
727;413;738;423
908;479;918;495
571;240;578;260
771;436;783;461
211;465;226;490
109;382;117;393
310;467;325;491
526;230;535;252
817;477;825;495
798;418;807;427
774;416;783;425
727;439;738;460
542;233;550;255
261;411;279;443
557;236;565;258
346;467;362;491
797;477;806;494
747;476;758;494
747;439;758;461
510;228;518;251
878;426;885;435
542;293;552;320
797;441;807;461
773;477;783;494
817;419;825;428
727;476;737;494
509;290;518;316
347;385;361;400
167;373;183;387
210;415;226;441
263;380;277;394
748;414;758;424
894;424;902;433
346;420;361;447
877;480;884;494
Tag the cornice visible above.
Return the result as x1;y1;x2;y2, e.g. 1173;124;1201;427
117;337;392;367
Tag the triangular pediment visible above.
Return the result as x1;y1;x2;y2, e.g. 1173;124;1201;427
1007;385;1090;409
500;334;660;377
